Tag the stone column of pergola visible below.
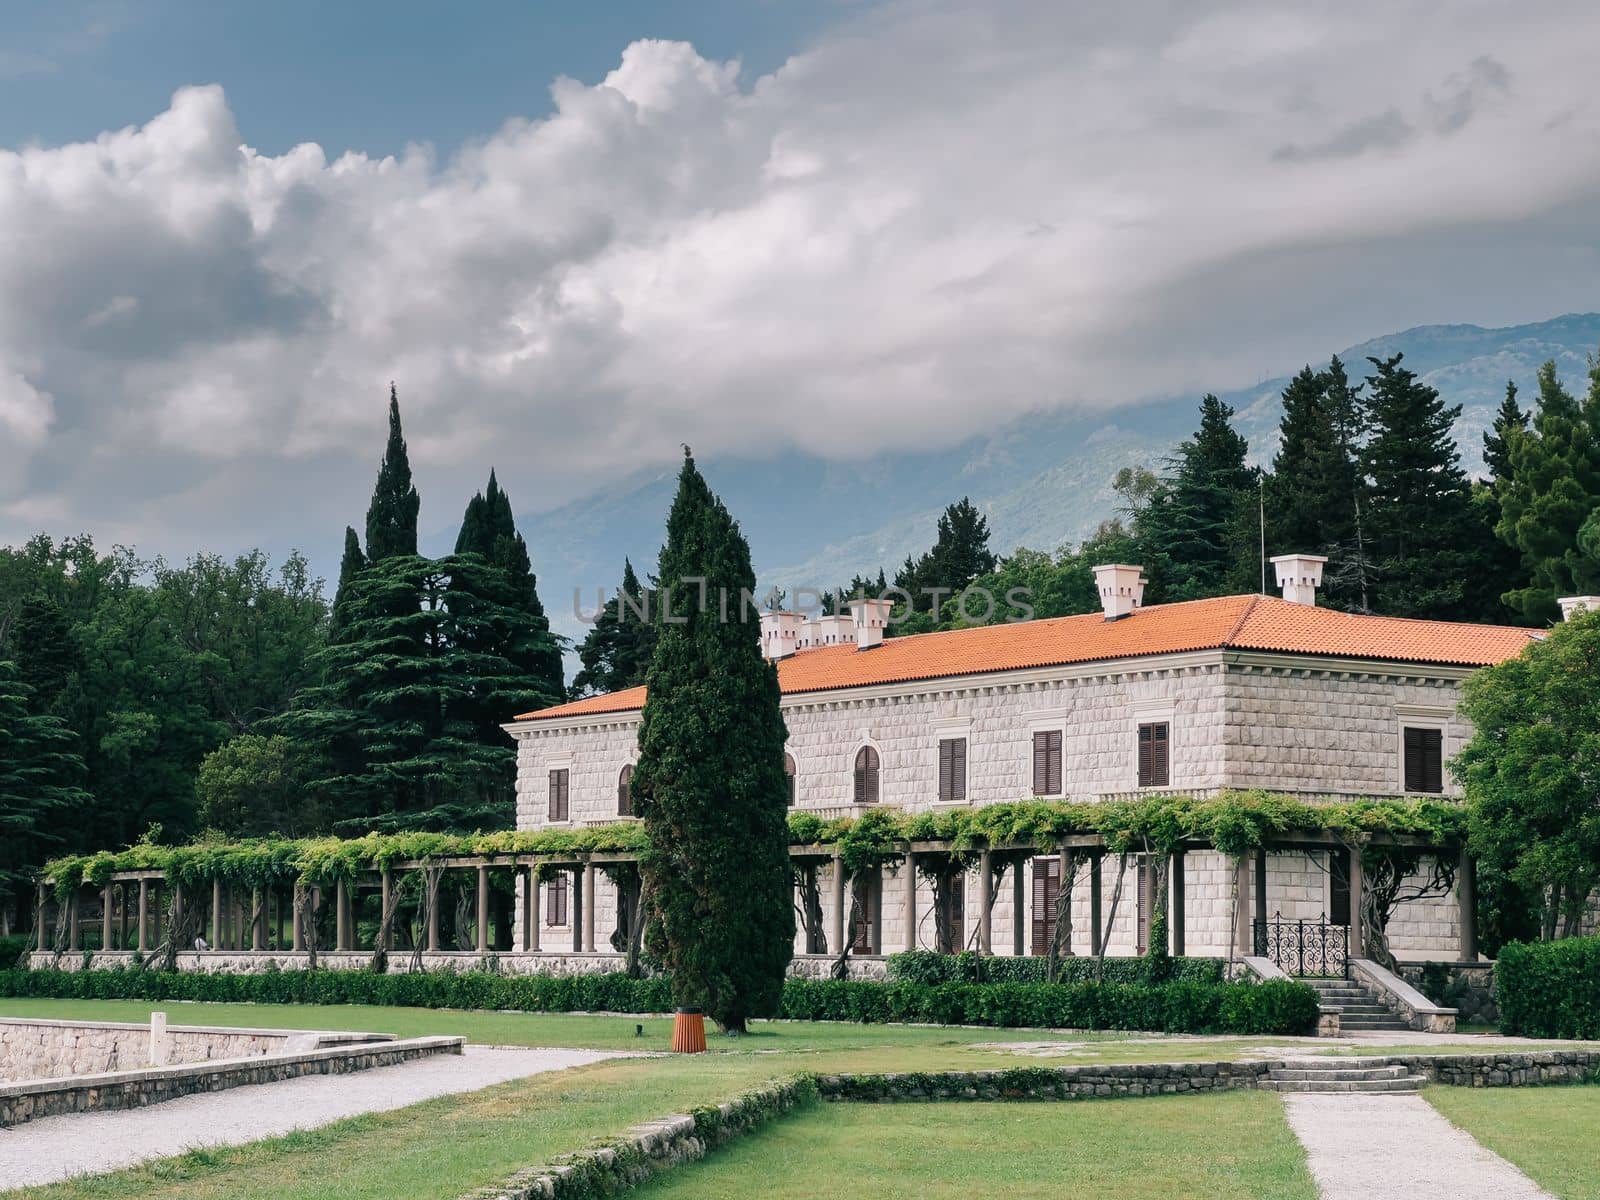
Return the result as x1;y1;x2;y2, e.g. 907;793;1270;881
136;877;150;952
523;862;540;951
977;849;993;954
902;850;917;952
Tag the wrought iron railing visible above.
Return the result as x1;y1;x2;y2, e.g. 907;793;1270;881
1251;911;1349;978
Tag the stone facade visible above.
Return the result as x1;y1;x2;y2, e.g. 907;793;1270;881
507;647;1477;964
0;1018;327;1082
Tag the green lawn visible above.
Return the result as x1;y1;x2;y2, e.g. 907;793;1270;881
0;997;1300;1072
1427;1084;1600;1200
635;1093;1318;1200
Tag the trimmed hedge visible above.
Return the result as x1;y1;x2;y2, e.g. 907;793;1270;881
1496;937;1600;1039
886;950;1225;987
781;977;1317;1035
0;967;1318;1036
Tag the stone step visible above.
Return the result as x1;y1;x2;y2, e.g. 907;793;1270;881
1336;1019;1412;1031
1263;1075;1426;1094
1270;1065;1408;1082
1326;1004;1395;1016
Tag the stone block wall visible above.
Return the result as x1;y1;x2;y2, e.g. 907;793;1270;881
0;1018;308;1083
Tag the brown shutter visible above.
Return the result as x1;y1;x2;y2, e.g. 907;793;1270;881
617;765;632;817
855;747;879;805
1136;858;1151;953
785;755;797;806
1035;731;1061;795
952;738;967;803
1030;857;1060;955
1138;724;1153;787
549;769;569;821
938;740;953;803
547;874;568;926
867;748;879;804
1048;731;1062;796
1152;723;1170;787
1403;727;1424;792
1423;729;1443;793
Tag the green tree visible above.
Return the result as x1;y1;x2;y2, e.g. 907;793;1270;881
1482;380;1528;484
7;593;81;716
573;558;657;696
633;452;793;1033
1360;354;1489;619
330;527;366;638
1137;395;1258;602
365;385;421;563
0;660;89;904
893;498;997;617
195;733;323;837
1497;359;1600;621
1458;608;1600;941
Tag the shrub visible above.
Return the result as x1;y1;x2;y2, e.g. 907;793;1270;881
0;936;28;970
780;975;1316;1035
885;950;1225;987
1497;937;1600;1039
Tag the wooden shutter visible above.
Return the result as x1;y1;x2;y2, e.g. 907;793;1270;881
1033;730;1061;796
1403;727;1442;793
939;738;967;804
850;875;875;953
546;874;568;926
785;754;797;806
1138;723;1169;788
1329;848;1352;926
617;765;632;817
1030;857;1060;955
549;769;569;821
854;747;879;805
1136;857;1151;953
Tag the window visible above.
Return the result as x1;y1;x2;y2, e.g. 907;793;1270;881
548;768;570;821
1136;856;1153;953
938;737;967;804
784;754;797;806
849;873;879;953
936;875;965;953
1403;727;1443;793
546;872;569;926
1137;722;1170;788
1030;856;1061;955
617;764;633;816
853;745;880;805
1329;848;1352;926
1031;730;1062;796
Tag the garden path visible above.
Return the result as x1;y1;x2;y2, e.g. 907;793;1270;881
0;1045;622;1190
1283;1092;1554;1200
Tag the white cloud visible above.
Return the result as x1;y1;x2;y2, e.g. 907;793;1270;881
2;0;1599;556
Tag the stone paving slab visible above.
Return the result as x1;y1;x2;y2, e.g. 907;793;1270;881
1282;1092;1554;1200
0;1045;622;1191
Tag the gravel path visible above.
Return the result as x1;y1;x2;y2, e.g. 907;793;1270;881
1282;1093;1554;1200
0;1045;621;1191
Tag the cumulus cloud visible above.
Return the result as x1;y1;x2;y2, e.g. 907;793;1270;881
1;0;1599;559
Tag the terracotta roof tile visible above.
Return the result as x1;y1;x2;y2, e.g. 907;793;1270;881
512;594;1538;722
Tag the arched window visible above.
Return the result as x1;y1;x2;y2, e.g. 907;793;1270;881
784;754;797;806
617;764;634;816
853;745;880;805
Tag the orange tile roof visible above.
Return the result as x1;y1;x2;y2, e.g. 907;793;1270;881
513;594;1539;722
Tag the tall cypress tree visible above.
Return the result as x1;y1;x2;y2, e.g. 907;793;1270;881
365;385;420;563
1498;360;1600;620
330;526;366;638
633;452;792;1033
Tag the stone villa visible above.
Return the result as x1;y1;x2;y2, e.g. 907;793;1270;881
504;556;1572;971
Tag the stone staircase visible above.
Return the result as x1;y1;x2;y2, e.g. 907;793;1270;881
1304;977;1412;1032
1262;1057;1427;1094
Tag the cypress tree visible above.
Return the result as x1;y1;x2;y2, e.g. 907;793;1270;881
1498;360;1600;620
1361;354;1485;619
1482;381;1527;484
633;451;793;1033
1265;366;1330;555
330;527;365;637
365;385;420;563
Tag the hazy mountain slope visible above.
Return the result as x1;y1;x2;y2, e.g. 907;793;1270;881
515;313;1600;650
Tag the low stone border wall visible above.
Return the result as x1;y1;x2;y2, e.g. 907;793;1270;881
462;1075;817;1200
1394;1049;1600;1087
817;1061;1274;1102
0;1034;463;1128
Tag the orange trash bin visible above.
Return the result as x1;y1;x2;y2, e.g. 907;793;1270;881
671;1007;707;1053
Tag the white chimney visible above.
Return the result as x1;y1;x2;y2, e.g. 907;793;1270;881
1557;596;1600;621
1271;553;1327;606
760;610;803;660
800;613;855;648
848;598;894;650
1093;564;1146;621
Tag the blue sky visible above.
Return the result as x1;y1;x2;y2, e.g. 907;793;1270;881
1;0;1597;579
0;0;838;156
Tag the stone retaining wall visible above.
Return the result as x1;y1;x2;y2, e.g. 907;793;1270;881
0;1035;462;1128
29;950;628;977
0;1017;379;1082
463;1076;817;1200
817;1061;1275;1102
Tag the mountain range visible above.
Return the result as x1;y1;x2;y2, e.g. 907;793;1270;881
511;313;1600;652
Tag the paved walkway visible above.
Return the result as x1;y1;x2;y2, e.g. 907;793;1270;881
0;1045;621;1190
1282;1093;1555;1200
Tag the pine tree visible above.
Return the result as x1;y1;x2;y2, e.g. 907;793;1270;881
1360;353;1485;619
892;498;997;622
1482;381;1527;484
1498;360;1600;620
0;660;89;897
1139;395;1258;602
1265;366;1330;555
633;451;793;1033
330;527;365;637
573;559;657;697
364;385;420;563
